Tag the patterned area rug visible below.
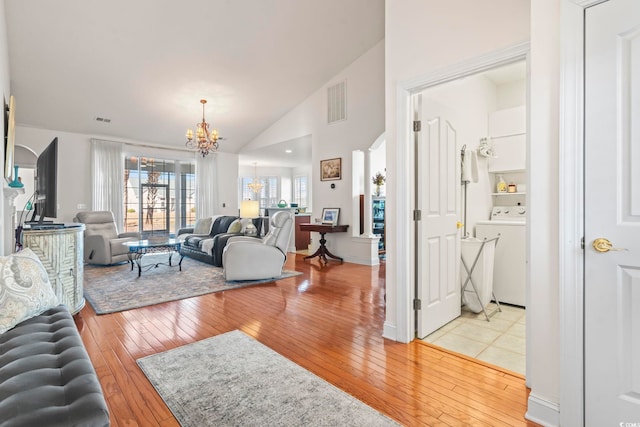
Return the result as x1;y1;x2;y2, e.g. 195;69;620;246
137;330;400;427
83;255;301;314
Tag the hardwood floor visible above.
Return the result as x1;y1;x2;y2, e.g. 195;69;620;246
76;254;539;427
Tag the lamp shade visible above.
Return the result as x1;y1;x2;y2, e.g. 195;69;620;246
240;200;260;219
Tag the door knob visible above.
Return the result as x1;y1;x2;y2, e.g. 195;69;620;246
456;221;464;229
592;238;627;253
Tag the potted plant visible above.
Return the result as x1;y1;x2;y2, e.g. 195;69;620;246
372;172;385;196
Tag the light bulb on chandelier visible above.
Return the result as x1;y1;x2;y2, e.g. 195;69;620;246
185;99;224;157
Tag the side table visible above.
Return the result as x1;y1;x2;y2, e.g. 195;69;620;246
298;224;349;265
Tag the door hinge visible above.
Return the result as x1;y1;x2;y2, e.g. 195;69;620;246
413;299;422;310
581;236;585;250
413;120;421;132
413;210;421;221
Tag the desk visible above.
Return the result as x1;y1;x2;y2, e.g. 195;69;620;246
299;224;349;264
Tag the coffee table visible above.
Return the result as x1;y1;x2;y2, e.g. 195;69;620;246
124;239;184;277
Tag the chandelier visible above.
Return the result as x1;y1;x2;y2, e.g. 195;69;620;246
247;162;264;194
185;99;223;157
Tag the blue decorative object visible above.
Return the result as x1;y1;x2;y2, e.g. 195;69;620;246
8;165;24;188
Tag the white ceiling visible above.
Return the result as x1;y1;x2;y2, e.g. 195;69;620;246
4;0;385;161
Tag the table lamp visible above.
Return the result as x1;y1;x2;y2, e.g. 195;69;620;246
240;200;260;236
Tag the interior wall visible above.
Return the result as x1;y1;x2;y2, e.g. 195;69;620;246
0;0;11;256
385;0;530;337
386;1;560;425
242;40;385;265
13;125;239;223
383;0;547;417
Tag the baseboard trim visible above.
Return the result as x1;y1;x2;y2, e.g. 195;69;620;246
526;392;560;427
382;321;397;341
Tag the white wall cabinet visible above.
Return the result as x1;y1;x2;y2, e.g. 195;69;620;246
488;106;526;173
22;224;85;314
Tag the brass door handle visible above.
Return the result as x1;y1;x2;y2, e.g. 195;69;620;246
592;238;627;253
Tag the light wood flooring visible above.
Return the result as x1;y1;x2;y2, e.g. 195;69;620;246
75;254;539;426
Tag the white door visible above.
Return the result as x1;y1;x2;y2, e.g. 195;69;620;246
585;0;640;423
415;94;461;338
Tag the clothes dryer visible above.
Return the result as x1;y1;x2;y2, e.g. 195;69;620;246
475;206;526;307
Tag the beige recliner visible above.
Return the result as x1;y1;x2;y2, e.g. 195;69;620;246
73;211;141;265
222;211;293;281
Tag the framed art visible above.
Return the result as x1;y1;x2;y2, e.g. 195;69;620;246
320;157;341;181
321;208;340;226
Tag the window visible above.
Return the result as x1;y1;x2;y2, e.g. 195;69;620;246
293;175;308;207
240;176;279;209
124;156;195;236
178;163;196;228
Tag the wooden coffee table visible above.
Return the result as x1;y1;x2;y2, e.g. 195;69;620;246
124;238;183;277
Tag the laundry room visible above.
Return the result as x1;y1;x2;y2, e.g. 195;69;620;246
420;60;528;375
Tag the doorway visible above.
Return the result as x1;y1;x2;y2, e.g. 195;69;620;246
410;55;529;376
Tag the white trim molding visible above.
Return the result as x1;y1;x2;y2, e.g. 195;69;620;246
526;393;561;427
558;0;603;425
394;42;531;345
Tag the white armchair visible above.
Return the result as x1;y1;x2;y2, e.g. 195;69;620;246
222;211;293;281
73;211;141;265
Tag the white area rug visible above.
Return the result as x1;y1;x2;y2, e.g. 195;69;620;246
137;330;399;427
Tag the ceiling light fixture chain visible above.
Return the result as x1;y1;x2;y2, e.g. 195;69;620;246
185;99;223;157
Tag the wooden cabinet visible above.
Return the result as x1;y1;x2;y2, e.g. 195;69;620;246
22;224;85;314
295;215;311;250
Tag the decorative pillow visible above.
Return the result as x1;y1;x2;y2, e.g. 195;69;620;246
194;217;213;234
227;219;242;234
0;248;59;334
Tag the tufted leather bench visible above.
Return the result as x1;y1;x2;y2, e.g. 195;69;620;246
0;305;110;427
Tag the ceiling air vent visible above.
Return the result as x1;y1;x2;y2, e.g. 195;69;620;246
95;116;111;123
327;80;346;124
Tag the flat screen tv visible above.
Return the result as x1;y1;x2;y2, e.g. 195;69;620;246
31;137;58;223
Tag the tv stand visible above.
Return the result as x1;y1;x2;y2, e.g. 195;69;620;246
26;219;54;225
27;223;66;230
22;224;86;314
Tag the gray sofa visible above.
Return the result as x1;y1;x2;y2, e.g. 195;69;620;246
178;216;263;266
0;305;110;427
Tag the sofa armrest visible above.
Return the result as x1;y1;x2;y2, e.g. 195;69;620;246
84;235;111;264
118;231;140;239
111;236;140;257
226;235;262;244
177;227;194;236
209;232;244;267
223;240;286;281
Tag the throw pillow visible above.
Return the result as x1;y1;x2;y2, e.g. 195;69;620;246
194;217;213;235
227;219;242;234
0;248;59;334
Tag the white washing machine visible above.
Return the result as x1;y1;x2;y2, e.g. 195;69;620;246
475;206;526;307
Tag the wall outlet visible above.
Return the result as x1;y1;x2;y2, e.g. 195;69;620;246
77;203;87;210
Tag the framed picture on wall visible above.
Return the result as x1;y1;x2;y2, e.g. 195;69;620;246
321;208;340;226
320;157;341;181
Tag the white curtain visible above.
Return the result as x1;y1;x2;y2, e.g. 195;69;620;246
195;153;219;218
90;139;124;230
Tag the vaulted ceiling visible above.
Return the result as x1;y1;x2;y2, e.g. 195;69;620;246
4;0;385;157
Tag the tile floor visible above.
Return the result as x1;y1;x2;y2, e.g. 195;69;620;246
422;303;526;375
